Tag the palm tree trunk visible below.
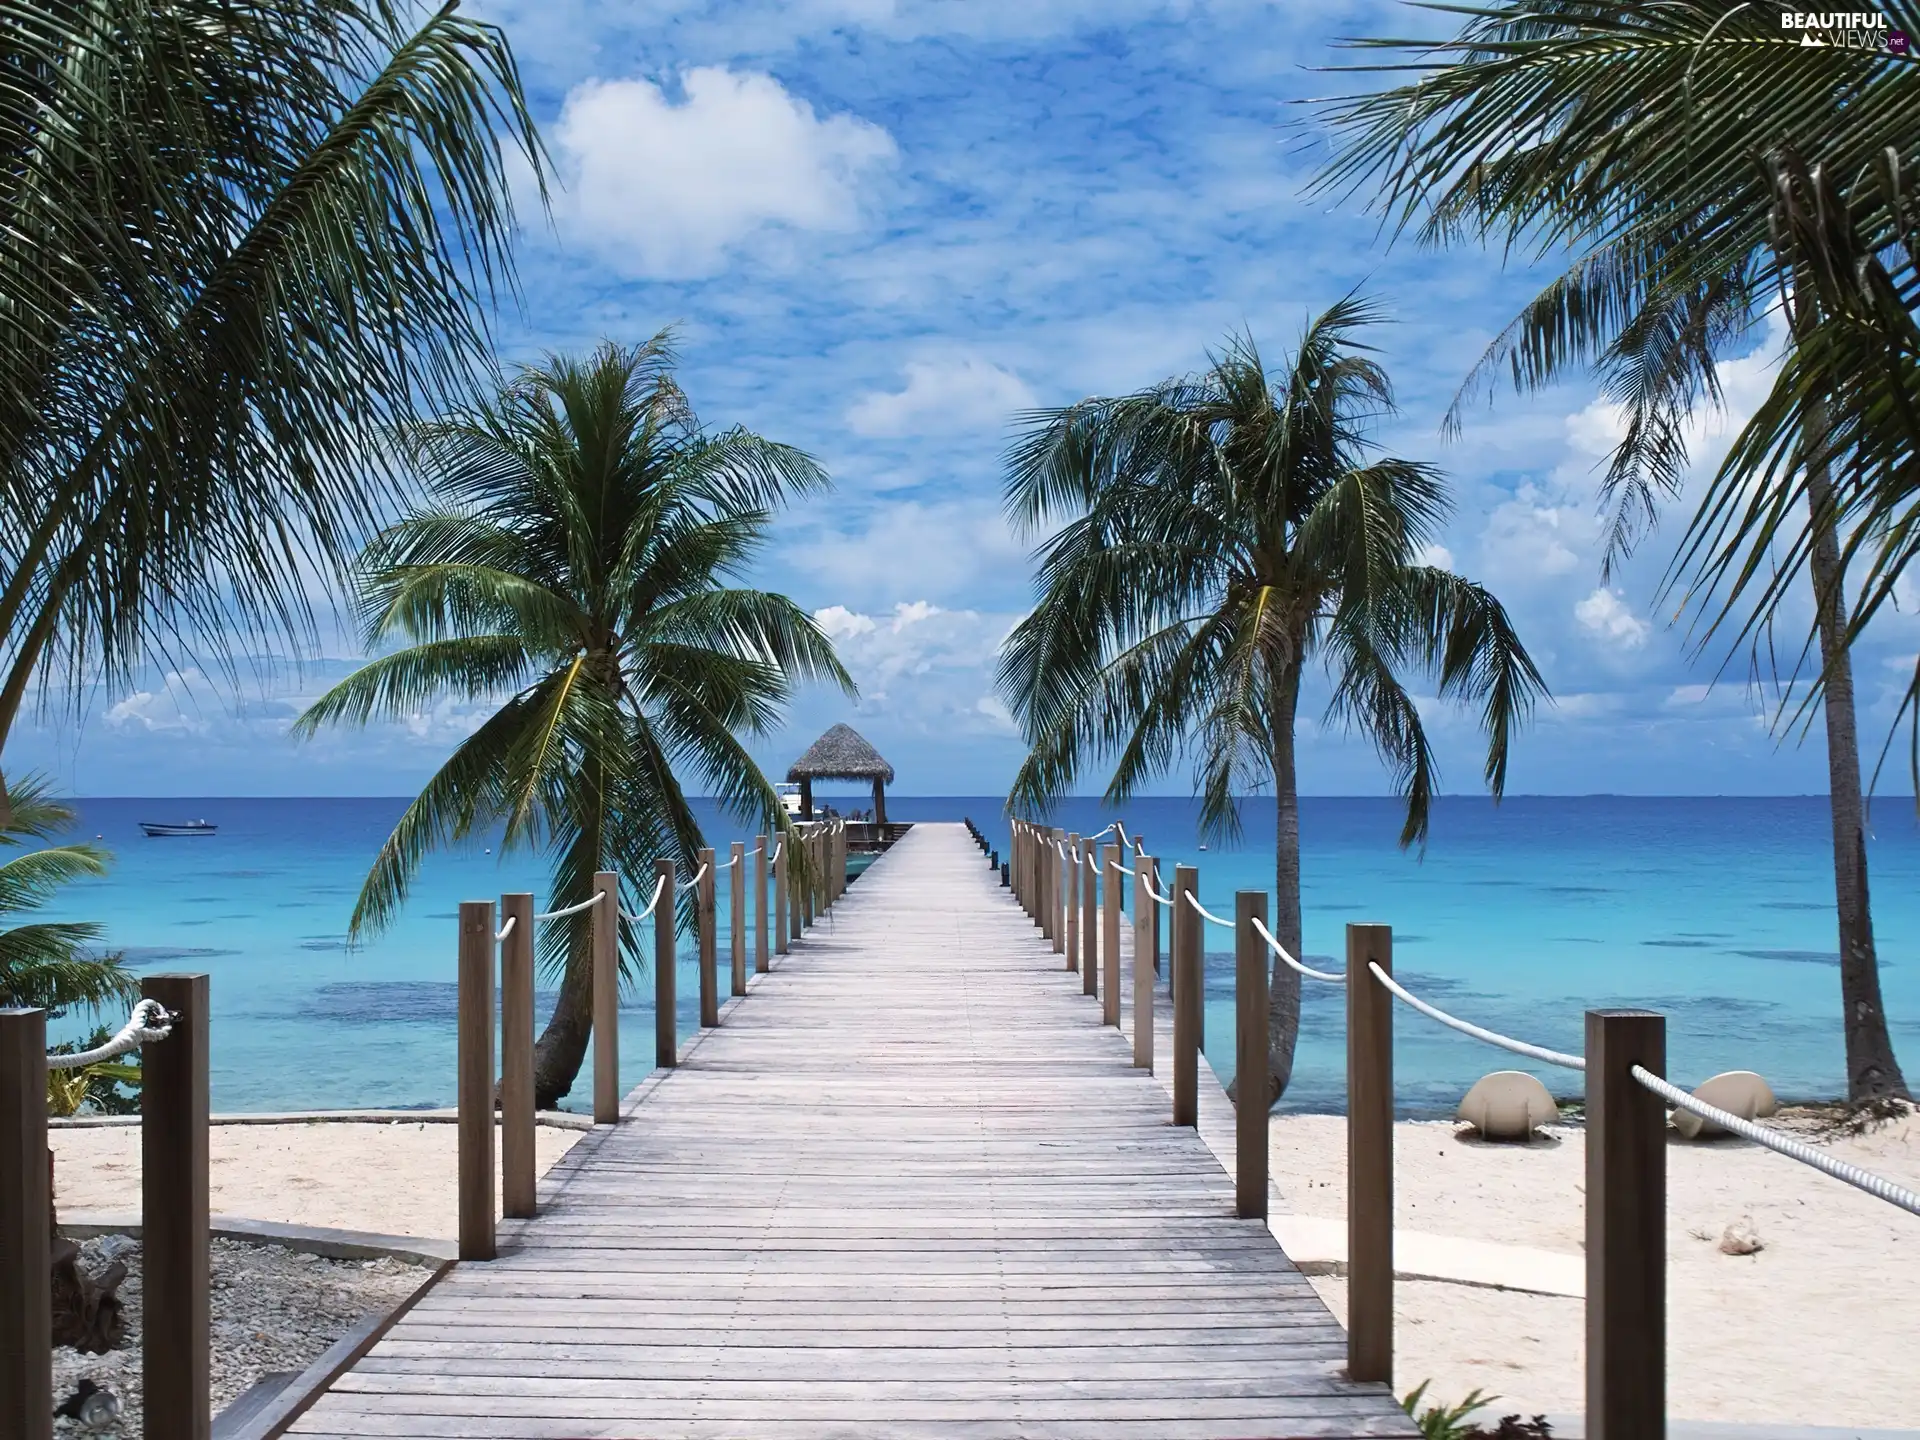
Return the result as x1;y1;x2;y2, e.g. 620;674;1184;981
531;944;595;1109
1806;441;1911;1104
1265;651;1305;1107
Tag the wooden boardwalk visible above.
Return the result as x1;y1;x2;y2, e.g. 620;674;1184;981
291;823;1416;1439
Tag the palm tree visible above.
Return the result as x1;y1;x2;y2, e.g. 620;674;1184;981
998;300;1545;1104
296;337;853;1107
0;776;133;1017
1316;0;1918;1102
0;0;540;824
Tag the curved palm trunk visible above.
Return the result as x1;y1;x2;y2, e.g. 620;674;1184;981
531;944;595;1109
1806;452;1910;1104
530;752;612;1109
1265;653;1305;1107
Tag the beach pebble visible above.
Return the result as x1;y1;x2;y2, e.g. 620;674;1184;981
1719;1216;1765;1256
1673;1071;1779;1140
51;1235;426;1438
1457;1070;1558;1141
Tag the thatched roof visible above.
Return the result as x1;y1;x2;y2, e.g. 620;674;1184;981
787;723;895;783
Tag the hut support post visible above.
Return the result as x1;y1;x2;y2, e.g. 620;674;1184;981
873;778;887;827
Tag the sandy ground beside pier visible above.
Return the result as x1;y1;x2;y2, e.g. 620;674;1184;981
51;1119;582;1240
1272;1110;1920;1428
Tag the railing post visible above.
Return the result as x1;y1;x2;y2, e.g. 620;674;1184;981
1081;840;1098;998
775;839;790;955
1132;855;1154;1070
698;848;719;1027
730;841;747;997
1036;827;1050;942
1017;822;1030;917
0;1007;51;1440
754;836;770;974
1064;834;1081;973
1235;892;1270;1219
143;972;211;1440
1587;1009;1666;1440
1346;923;1393;1385
455;910;496;1262
1171;866;1200;1127
655;861;677;1067
1049;830;1065;955
1101;843;1121;1026
593;871;619;1124
803;831;818;930
1137;840;1156;976
500;893;536;1219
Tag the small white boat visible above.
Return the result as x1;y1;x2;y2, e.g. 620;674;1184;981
140;820;217;838
775;782;804;819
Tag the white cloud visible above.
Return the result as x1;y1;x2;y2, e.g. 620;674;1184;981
1574;587;1651;650
790;499;1028;606
1479;481;1587;581
812;604;878;641
104;671;213;735
1417;542;1455;571
545;68;896;278
846;356;1035;438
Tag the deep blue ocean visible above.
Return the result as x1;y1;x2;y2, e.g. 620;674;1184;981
34;796;1920;1116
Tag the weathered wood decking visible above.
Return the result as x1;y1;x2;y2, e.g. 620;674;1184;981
292;823;1415;1439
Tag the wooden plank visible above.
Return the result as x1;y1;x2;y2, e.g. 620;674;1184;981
293;825;1414;1440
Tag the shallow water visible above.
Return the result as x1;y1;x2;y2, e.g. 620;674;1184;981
37;795;1920;1115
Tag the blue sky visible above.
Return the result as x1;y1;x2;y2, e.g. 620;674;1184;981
19;0;1920;798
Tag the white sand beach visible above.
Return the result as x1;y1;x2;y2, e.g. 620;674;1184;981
51;1120;582;1240
1270;1111;1920;1428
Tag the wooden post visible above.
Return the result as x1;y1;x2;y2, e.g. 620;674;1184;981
775;838;790;955
803;831;818;929
1138;841;1158;977
454;911;495;1263
1101;843;1121;1026
1132;856;1154;1071
1035;827;1050;941
654;860;677;1068
0;1007;51;1440
500;893;536;1219
1171;866;1200;1127
593;871;619;1124
730;841;747;997
1081;840;1098;998
1587;1009;1667;1440
144;972;211;1440
754;837;770;974
1019;823;1032;917
698;848;719;1027
1064;835;1081;972
1346;923;1393;1385
1048;830;1064;955
1235;892;1270;1220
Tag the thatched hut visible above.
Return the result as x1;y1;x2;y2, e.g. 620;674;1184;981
787;723;895;824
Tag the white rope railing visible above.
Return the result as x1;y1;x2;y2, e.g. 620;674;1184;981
621;873;670;924
679;862;709;892
1631;1067;1920;1218
535;892;604;922
1368;962;1585;1071
1183;891;1233;928
720;852;738;871
1251;916;1345;983
768;842;781;864
1141;871;1175;906
1113;860;1136;876
495;915;517;941
47;1000;174;1070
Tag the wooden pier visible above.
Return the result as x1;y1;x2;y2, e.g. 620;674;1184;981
289;823;1415;1439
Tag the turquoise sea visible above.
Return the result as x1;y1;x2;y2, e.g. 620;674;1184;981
36;796;1920;1116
